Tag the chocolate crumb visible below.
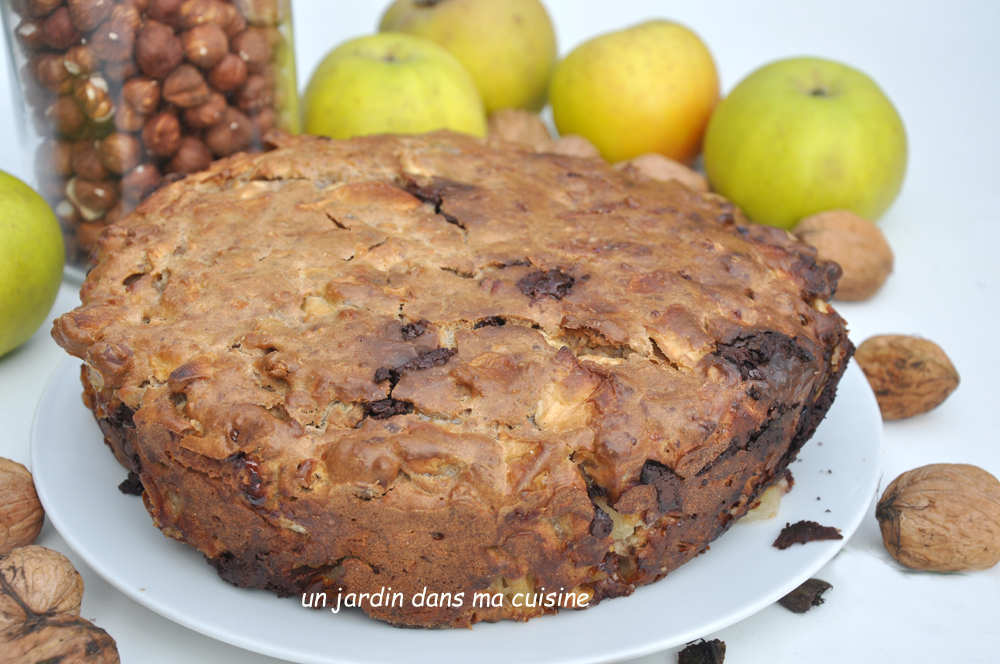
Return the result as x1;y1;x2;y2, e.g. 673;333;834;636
517;269;575;301
474;316;506;329
364;398;413;420
778;578;833;613
678;638;726;664
400;319;430;341
773;520;842;550
118;471;144;495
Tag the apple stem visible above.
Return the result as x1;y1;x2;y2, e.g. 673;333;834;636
810;86;830;97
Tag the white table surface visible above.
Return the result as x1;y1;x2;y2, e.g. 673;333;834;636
1;1;998;662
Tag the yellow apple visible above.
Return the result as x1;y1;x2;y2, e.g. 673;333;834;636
548;20;719;164
703;57;907;229
379;0;557;114
0;170;64;358
303;32;487;139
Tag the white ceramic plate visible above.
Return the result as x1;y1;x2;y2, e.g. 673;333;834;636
32;356;881;664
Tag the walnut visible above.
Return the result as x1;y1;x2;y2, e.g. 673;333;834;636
135;20;185;80
182;22;229;69
614;153;710;193
551;134;601;158
0;459;44;556
487;108;553;151
207;52;247;92
0;546;120;662
793;210;894;301
40;7;83;51
162;64;211;107
855;335;959;420
877;464;1000;572
66;0;114;32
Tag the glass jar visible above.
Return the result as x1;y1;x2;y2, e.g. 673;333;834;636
1;0;300;280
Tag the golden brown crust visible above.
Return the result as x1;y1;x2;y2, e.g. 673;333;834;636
53;132;851;627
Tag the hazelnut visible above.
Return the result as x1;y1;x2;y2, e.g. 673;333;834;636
183;90;225;128
90;7;138;62
0;458;45;556
15;18;47;51
122;77;161;115
487;108;553;151
877;464;1000;572
120;163;161;202
101;58;139;82
135;20;185;80
40;7;83;51
614;153;710;193
167;136;213;174
259;25;284;49
98;133;142;174
231;28;272;69
72;75;115;122
36;174;68;201
37;139;75;178
23;0;63;19
551;134;601;158
112;3;142;31
125;0;151;11
182;23;229;69
70;140;109;181
162;64;211;107
855;335;959;420
204;106;254;156
251;106;276;134
178;0;227;30
218;3;246;38
112;99;147;132
32;52;73;95
207;52;247;92
234;0;283;27
75;220;105;251
54;199;84;228
233;73;271;114
63;44;99;76
0;546;83;627
66;176;119;219
793;210;894;301
103;199;127;224
146;0;183;26
66;0;113;32
46;97;87;138
141;110;182;157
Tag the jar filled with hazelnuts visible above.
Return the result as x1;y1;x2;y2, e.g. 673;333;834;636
1;0;300;279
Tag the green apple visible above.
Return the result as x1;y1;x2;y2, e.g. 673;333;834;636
303;32;487;139
549;20;719;164
0;170;64;358
703;57;907;229
379;0;557;114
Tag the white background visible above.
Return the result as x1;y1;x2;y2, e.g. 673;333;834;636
1;0;999;661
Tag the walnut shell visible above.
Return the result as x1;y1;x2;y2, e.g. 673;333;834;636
793;210;893;301
0;615;120;663
0;546;83;629
487;108;553;152
876;464;1000;572
614;153;710;193
0;459;45;555
855;335;959;420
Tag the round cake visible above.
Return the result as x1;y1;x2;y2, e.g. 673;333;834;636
52;131;851;627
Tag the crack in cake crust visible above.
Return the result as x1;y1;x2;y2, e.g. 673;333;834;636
54;132;852;628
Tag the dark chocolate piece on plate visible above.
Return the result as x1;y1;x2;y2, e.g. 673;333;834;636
118;470;144;495
678;638;726;664
773;520;843;550
778;578;833;613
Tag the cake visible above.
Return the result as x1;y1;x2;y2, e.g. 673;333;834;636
52;131;852;628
